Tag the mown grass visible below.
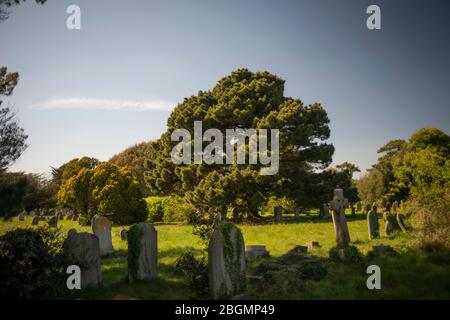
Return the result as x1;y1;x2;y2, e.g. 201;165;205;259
1;212;449;299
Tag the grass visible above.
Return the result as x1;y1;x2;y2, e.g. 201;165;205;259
1;212;449;299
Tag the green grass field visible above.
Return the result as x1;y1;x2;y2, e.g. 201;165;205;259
1;213;450;299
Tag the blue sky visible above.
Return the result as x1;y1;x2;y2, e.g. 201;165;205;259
1;0;449;176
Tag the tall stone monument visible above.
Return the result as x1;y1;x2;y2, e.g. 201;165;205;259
330;188;350;247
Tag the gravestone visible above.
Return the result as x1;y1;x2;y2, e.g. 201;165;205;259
330;188;350;248
245;245;269;261
294;208;300;221
67;228;77;237
120;229;128;241
91;215;114;255
48;216;58;228
63;232;102;289
367;205;380;240
385;201;391;213
356;201;362;212
323;203;330;218
383;212;397;236
31;216;40;225
30;210;36;217
392;200;399;213
274;206;282;223
18;211;25;222
208;222;246;299
307;241;320;250
128;223;158;282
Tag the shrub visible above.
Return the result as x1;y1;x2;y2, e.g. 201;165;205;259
145;196;169;223
163;196;197;224
0;228;66;299
174;250;209;299
296;260;328;281
329;245;363;263
263;196;297;215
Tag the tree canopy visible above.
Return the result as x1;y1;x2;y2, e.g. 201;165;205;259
145;68;334;218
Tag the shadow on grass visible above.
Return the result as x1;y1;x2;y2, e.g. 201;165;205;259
80;246;204;300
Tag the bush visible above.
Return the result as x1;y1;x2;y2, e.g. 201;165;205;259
296;260;328;281
329;245;363;263
263;196;297;215
163;196;197;224
0;228;66;299
145;196;169;223
174;250;209;299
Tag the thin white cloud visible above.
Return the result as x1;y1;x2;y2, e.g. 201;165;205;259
33;97;174;111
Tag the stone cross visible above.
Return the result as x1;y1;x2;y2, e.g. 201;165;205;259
367;205;380;240
208;222;246;299
91;214;114;256
63;231;102;289
330;188;350;247
128;223;157;282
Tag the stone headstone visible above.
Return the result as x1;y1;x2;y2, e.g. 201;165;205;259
307;241;320;250
330;188;350;247
245;245;269;261
274;206;282;223
48;216;58;228
208;222;246;299
91;214;114;255
392;200;399;213
356;201;362;212
30;210;36;217
385;201;391;213
367;205;380;240
63;232;102;289
31;216;40;225
323;203;330;218
18;211;25;221
383;212;398;236
67;228;77;237
120;229;128;241
127;223;157;282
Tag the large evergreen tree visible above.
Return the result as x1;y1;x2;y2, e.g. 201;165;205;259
145;69;334;219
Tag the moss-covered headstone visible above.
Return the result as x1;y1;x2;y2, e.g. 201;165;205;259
208;222;246;299
128;222;157;282
367;204;380;240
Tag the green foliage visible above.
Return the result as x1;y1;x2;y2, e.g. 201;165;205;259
174;250;209;299
0;227;66;299
163;196;197;223
263;196;297;215
127;223;143;281
145;68;334;218
328;245;363;263
354;168;384;206
145;196;169;223
58;162;147;225
0;171;27;219
91;163;147;225
110;141;155;196
0;67;27;171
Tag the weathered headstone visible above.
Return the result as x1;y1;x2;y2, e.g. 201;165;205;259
48;216;58;228
392;200;399;213
18;211;25;221
330;188;350;247
120;229;128;241
208;222;246;299
91;215;114;255
274;206;282;223
367;205;380;240
307;241;320;250
383;212;397;236
356;201;362;212
323;203;330;218
63;232;102;289
31;216;40;225
128;223;157;282
245;245;269;261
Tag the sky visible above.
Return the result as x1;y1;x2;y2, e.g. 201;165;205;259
1;0;449;177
